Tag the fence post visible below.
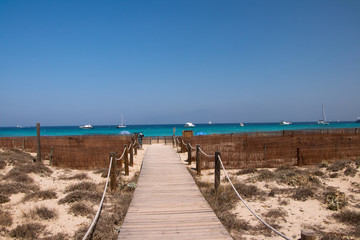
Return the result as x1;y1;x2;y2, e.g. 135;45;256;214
124;145;129;176
215;151;221;192
110;153;117;191
301;229;316;240
36;123;41;162
22;138;25;149
134;142;137;155
196;145;201;175
355;128;359;135
164;137;167;145
157;136;159;143
150;137;152;145
297;148;302;166
49;147;54;165
187;143;191;165
172;135;175;147
263;145;267;160
130;143;134;167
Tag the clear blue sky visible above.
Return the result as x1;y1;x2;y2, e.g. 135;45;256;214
1;0;359;126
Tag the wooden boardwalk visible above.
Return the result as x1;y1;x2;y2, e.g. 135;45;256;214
118;144;232;240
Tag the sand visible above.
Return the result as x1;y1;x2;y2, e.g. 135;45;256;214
0;145;146;239
179;151;360;240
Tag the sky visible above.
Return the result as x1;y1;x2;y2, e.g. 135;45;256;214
0;0;359;126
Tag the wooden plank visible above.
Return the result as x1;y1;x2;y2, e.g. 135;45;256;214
118;144;232;239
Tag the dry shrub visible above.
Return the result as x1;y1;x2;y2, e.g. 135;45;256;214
0;182;39;196
0;159;6;169
263;208;288;221
94;168;108;178
318;161;329;168
334;210;360;225
65;181;97;193
355;159;360;168
42;233;70;240
4;169;33;184
0;210;12;226
113;191;133;225
330;173;338;178
292;187;314;201
217;212;250;231
256;169;275;181
90;213;118;240
23;190;57;202
58;190;102;204
344;166;358;177
327;160;352;172
10;223;45;239
236;168;258;175
255;222;282;237
324;187;346;211
69;202;93;216
35;206;57;220
320;232;351;240
233;182;265;199
13;162;52;176
0;149;34;164
59;173;88;180
333;210;360;237
313;170;325;177
0;194;10;204
278;198;289;206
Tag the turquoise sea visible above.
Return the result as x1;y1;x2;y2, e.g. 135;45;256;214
0;122;359;137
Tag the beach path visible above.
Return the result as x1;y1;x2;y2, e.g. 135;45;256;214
118;144;232;240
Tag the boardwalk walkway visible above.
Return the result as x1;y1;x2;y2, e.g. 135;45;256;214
118;144;232;240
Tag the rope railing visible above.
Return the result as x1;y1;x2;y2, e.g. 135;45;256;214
217;155;290;240
82;156;113;240
116;147;127;161
188;143;196;150
198;147;215;158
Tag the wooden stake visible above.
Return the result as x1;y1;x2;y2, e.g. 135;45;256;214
124;145;129;176
134;142;137;155
36;123;41;162
196;145;201;175
301;229;316;240
49;147;54;165
187;143;191;165
130;144;134;167
110;153;117;191
215;151;221;192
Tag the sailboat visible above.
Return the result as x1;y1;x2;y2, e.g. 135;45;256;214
317;104;329;125
116;115;126;128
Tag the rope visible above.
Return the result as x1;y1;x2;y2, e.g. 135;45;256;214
217;155;290;240
198;147;215;158
188;143;196;150
181;140;187;146
115;147;126;161
176;138;180;143
82;156;113;240
128;142;132;151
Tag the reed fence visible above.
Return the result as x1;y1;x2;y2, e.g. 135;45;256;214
0;135;133;169
179;128;360;170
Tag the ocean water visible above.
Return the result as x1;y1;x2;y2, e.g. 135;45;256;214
0;122;359;137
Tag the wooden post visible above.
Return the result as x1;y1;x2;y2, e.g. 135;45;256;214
110;153;117;191
263;145;267;160
297;148;302;166
11;139;15;148
49;147;54;165
187;143;191;165
215;151;221;192
301;229;316;240
157;136;159;143
134;142;137;155
196;145;201;175
130;144;134;167
150;137;152;145
22;138;25;149
36;123;41;162
164;137;167;145
124;145;129;176
172;135;175;147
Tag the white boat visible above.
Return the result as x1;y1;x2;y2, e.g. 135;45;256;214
16;125;22;128
184;122;195;128
116;115;126;128
208;121;212;125
317;104;329;125
280;121;291;126
240;123;244;127
356;117;360;123
80;124;93;129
